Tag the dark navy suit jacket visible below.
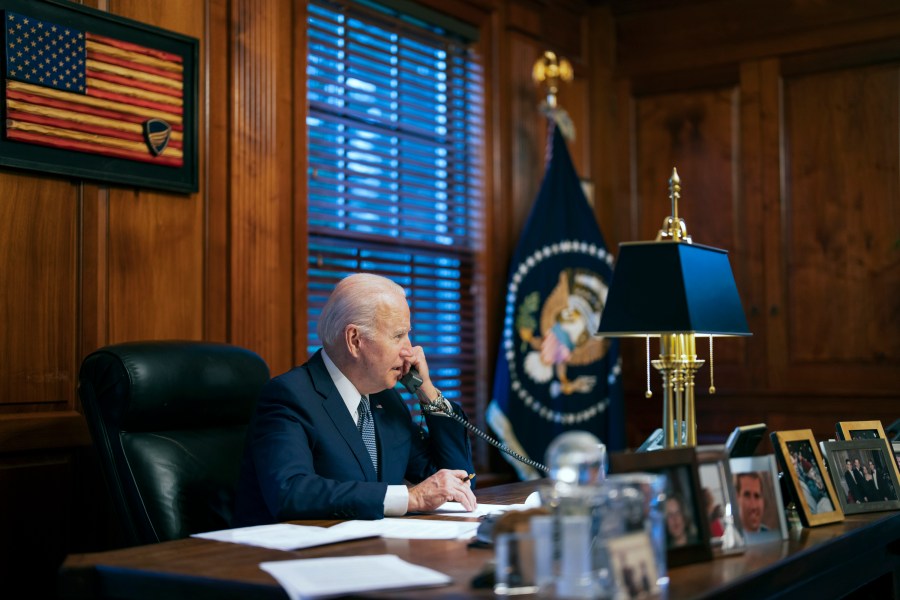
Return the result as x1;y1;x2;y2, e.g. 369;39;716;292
233;350;474;524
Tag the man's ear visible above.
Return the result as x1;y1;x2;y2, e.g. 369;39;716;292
345;324;362;357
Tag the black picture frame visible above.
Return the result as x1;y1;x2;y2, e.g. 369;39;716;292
725;423;767;458
609;447;713;567
1;0;198;192
821;438;900;515
770;429;844;527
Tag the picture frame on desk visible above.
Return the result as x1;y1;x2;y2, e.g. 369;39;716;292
836;420;900;485
893;442;900;475
835;419;887;442
729;454;789;543
821;439;900;514
609;447;713;567
695;445;745;555
771;429;844;527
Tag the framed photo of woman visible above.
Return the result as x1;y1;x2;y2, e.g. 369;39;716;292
609;447;712;567
770;429;844;527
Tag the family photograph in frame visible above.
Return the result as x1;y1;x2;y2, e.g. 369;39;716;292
695;445;745;555
609;447;712;567
821;438;900;515
836;420;900;486
771;429;844;527
729;454;789;543
607;532;660;599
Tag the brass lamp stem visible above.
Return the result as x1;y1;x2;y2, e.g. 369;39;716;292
652;333;705;447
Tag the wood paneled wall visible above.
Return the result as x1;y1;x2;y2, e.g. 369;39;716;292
2;0;899;594
603;0;900;450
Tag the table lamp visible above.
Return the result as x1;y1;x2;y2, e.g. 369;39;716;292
596;168;751;447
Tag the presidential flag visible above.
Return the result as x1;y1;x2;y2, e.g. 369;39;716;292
487;124;623;479
4;11;183;167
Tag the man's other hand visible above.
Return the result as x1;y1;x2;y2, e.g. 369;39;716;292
407;469;477;513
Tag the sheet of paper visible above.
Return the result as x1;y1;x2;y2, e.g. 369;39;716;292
431;491;543;518
260;554;451;600
430;502;524;518
366;517;479;539
192;522;380;551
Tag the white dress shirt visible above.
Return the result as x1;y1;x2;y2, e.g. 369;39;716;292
321;350;409;516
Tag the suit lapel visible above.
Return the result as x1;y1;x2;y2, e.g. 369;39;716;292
308;351;378;481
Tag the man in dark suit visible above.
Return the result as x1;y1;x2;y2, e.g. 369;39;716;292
844;459;862;503
852;458;867;501
234;273;476;525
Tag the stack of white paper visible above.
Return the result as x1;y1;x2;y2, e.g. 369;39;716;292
192;521;382;551
192;517;480;550
260;554;451;599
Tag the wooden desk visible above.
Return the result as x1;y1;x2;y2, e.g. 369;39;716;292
60;480;900;599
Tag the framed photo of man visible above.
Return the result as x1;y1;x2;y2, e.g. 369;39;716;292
820;439;900;515
729;454;789;543
771;429;843;527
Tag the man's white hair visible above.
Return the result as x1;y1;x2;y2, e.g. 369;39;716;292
316;273;406;349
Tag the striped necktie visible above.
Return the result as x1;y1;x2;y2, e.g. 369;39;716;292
357;395;378;475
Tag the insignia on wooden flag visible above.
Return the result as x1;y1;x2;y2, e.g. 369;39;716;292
143;118;171;156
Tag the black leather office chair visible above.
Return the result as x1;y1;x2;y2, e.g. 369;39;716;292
78;340;270;546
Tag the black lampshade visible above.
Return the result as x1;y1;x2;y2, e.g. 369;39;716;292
596;241;751;337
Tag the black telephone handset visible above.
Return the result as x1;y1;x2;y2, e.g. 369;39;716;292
400;367;548;474
400;368;425;396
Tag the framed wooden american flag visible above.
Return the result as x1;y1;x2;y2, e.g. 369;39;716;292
1;0;198;192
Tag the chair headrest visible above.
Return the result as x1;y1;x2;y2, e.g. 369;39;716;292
79;340;270;431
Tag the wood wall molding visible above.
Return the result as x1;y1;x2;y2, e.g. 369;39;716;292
0;412;90;453
205;0;231;344
227;0;296;374
614;0;900;77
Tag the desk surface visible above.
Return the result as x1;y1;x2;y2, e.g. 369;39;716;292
60;480;900;599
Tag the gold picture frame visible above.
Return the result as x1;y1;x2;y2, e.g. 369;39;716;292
770;429;844;527
836;419;888;442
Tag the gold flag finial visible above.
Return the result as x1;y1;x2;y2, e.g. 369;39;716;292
532;51;573;108
533;51;575;140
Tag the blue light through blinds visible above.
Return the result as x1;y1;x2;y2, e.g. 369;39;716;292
307;0;483;417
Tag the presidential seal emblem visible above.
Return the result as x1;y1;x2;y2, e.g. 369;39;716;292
501;239;620;426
